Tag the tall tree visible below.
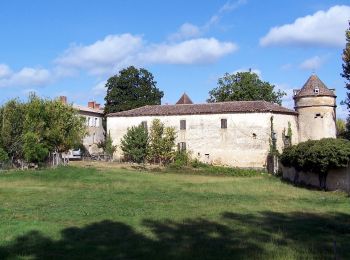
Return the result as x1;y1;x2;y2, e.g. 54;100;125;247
341;21;350;139
104;66;164;114
207;71;286;105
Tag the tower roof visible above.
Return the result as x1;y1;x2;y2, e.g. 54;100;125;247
176;93;193;104
294;74;336;99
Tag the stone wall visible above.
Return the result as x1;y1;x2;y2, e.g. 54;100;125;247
282;165;350;193
107;112;298;168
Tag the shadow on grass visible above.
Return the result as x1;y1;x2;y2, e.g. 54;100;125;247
0;211;349;259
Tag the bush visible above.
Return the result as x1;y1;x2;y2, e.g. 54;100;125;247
168;150;192;169
280;138;350;189
0;147;9;163
121;125;148;163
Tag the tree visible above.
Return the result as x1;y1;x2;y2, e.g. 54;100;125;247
23;132;49;163
0;99;25;161
207;71;286;105
148;119;176;164
336;119;346;138
120;125;148;163
104;66;164;114
341;22;350;137
98;131;117;159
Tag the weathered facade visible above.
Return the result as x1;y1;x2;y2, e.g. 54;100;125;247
106;75;337;168
60;96;105;154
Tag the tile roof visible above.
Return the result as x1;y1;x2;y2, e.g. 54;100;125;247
176;93;193;104
107;100;297;117
294;74;336;98
73;104;104;115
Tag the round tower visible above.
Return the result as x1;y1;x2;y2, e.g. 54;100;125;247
294;74;336;142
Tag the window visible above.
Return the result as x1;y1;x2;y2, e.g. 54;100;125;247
180;120;186;130
221;119;227;129
88;117;93;127
86;117;90;126
315;113;323;118
95;118;99;127
314;88;319;95
141;121;148;129
178;142;186;151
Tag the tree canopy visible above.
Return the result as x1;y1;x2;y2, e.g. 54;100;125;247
104;66;164;114
341;21;350;138
0;95;86;165
207;71;286;105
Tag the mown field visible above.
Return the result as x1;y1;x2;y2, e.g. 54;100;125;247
0;165;349;259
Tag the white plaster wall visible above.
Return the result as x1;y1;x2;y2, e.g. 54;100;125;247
107;112;298;168
296;96;336;142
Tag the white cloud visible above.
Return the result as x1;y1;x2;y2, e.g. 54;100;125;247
299;56;324;70
337;104;348;119
55;35;237;75
260;5;350;47
168;23;202;41
0;66;52;88
92;80;107;96
169;0;247;41
141;38;237;64
0;64;12;78
55;34;144;75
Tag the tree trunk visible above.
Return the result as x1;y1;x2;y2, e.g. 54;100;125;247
319;172;328;191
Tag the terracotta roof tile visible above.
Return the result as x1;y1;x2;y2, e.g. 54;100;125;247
107;101;297;117
294;74;336;98
176;93;193;104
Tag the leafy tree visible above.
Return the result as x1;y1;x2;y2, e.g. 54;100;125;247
104;66;164;114
341;22;350;138
280;138;350;190
120;125;148;163
0;147;9;163
148;119;176;164
336;119;346;138
23;132;49;163
0;99;25;160
207;71;286;105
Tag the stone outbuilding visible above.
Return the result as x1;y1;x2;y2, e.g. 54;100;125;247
106;74;337;168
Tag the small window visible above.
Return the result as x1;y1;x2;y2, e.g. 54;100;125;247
315;113;323;118
177;142;186;151
252;133;257;139
221;119;227;129
95;118;98;127
180;120;186;130
314;88;319;95
141;121;148;129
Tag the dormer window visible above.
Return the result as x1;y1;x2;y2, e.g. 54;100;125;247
314;88;319;95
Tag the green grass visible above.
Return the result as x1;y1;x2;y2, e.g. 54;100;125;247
0;166;349;259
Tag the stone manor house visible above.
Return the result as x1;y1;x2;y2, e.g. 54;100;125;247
106;74;336;168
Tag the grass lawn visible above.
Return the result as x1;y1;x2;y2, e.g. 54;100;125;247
0;165;349;259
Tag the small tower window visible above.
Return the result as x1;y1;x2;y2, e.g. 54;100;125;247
141;121;147;129
221;119;227;129
180;120;186;130
314;88;319;95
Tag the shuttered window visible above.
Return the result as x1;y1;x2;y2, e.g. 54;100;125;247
180;120;186;130
221;119;227;129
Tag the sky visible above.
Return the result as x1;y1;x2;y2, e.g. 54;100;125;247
0;0;349;117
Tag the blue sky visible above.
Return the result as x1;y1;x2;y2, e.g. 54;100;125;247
0;0;349;117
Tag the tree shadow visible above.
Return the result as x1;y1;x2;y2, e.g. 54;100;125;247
1;211;349;259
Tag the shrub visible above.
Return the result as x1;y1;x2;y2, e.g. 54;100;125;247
280;138;350;190
0;147;9;163
120;125;148;163
169;150;192;169
23;132;49;164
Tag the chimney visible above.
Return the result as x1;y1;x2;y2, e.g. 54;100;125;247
60;96;67;104
88;101;95;109
95;103;100;109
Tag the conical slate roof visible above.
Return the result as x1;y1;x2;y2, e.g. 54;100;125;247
294;74;335;98
176;93;193;104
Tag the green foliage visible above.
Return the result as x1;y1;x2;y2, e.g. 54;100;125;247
0;95;86;165
23;132;49;163
0;147;9;163
147;119;176;164
341;22;350;138
281;138;350;173
336;119;346;138
207;71;286;105
280;138;350;189
104;66;164;114
121;125;148;163
0;99;25;160
169;150;192;169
